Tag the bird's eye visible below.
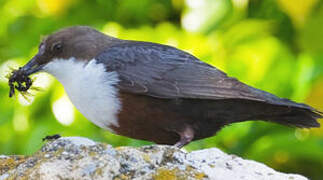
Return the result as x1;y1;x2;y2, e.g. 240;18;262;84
52;43;62;52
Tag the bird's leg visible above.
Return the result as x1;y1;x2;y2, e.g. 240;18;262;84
174;125;194;148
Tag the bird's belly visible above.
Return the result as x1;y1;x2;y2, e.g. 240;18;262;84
109;93;232;144
109;93;193;144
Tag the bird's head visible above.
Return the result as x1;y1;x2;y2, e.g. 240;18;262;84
21;26;117;76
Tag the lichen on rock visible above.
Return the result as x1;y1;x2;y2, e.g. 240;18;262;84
0;137;308;180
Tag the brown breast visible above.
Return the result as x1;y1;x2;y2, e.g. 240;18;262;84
110;92;185;144
110;92;231;145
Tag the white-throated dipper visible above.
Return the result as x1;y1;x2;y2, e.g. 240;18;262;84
15;26;322;147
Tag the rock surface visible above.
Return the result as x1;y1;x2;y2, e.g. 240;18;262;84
0;137;308;180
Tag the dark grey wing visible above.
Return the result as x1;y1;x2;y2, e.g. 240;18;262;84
95;41;317;111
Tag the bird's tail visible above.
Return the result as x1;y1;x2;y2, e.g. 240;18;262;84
262;107;322;128
210;98;321;128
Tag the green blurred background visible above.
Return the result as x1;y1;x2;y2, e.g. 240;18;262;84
0;0;323;179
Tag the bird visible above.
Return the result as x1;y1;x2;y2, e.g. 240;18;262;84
19;26;322;148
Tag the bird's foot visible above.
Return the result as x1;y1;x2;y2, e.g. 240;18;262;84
173;125;194;148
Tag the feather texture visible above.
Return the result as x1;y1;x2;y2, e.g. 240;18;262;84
96;41;321;128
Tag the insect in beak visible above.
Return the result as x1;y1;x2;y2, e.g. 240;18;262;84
8;56;43;98
8;67;33;98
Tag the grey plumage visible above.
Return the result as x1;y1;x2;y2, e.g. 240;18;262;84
96;41;322;128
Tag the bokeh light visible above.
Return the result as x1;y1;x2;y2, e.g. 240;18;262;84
52;95;75;126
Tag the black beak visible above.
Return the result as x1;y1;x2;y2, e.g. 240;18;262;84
21;56;44;75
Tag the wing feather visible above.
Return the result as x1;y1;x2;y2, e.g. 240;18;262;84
95;41;317;111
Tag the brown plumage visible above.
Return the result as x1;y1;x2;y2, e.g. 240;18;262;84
13;26;322;147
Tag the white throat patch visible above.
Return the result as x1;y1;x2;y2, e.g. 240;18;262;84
43;58;121;132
